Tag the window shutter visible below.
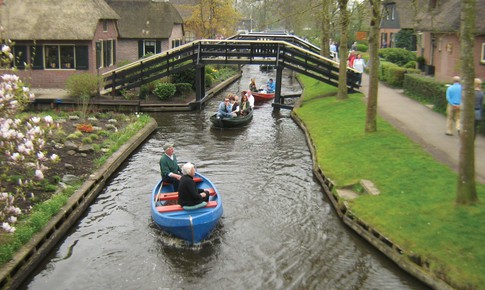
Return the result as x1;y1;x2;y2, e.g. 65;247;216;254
138;40;144;58
113;40;116;64
156;40;161;54
30;45;44;69
75;45;89;70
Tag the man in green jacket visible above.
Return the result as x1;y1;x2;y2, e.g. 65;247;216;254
159;143;182;191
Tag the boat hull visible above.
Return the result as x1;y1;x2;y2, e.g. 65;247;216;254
252;92;275;102
151;173;223;244
209;110;253;128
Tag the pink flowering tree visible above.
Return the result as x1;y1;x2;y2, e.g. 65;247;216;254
1;34;60;233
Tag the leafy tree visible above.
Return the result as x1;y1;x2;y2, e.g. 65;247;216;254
394;29;415;50
456;0;479;205
185;0;241;38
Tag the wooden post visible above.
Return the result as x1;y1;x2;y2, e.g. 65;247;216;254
273;64;284;112
195;64;205;109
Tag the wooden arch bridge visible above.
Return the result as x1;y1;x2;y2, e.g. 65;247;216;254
102;33;360;110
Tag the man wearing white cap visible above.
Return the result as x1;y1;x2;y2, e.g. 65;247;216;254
159;143;182;191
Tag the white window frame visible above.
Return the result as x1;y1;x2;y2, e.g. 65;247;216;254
481;43;485;64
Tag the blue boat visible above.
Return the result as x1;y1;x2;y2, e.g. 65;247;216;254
151;172;223;244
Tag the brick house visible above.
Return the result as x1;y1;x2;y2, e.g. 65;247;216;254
0;0;185;88
106;0;184;62
380;0;416;49
414;0;485;82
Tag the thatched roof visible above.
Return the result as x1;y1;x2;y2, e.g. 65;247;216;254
390;0;420;29
168;0;197;20
414;0;485;34
0;0;119;40
106;0;184;38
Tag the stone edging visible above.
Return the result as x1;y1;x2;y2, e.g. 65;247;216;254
290;106;453;290
0;118;158;290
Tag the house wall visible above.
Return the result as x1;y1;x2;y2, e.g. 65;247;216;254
0;20;118;89
419;32;485;82
117;40;139;63
168;23;184;49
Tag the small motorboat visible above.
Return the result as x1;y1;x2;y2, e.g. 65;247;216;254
252;92;275;102
209;109;253;128
151;172;223;244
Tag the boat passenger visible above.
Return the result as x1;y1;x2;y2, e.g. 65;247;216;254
178;162;209;208
159;143;182;191
239;94;252;116
266;79;275;93
244;90;255;109
231;95;240;114
217;95;236;119
249;78;258;92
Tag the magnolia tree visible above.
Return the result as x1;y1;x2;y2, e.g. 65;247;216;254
1;39;60;233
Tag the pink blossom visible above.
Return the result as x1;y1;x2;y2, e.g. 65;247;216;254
34;169;44;180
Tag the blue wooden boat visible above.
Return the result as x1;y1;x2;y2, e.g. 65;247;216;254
151;172;223;244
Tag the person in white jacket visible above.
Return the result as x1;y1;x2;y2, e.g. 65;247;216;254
352;53;366;87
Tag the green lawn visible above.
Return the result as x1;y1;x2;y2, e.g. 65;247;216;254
294;75;485;289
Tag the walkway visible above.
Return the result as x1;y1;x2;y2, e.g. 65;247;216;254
361;73;485;184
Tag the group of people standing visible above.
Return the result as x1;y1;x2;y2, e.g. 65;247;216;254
445;76;483;138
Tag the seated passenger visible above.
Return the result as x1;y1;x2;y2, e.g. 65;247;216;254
217;95;236;119
239;94;252;116
178;162;210;208
249;78;258;92
266;78;276;93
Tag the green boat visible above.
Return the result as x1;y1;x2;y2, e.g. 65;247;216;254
209;109;253;128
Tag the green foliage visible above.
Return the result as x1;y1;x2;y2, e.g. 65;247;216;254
403;73;448;113
378;48;416;67
82;137;92;144
394;29;415;51
174;83;193;96
171;68;196;87
403;60;417;69
139;80;159;100
65;73;100;98
153;82;176;100
384;66;421;88
117;60;132;67
378;61;398;81
295;74;485;289
356;43;368;52
205;74;214;88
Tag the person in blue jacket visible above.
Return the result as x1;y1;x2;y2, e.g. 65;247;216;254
445;76;462;136
266;79;276;93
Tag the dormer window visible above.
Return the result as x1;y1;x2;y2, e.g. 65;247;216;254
103;20;108;32
429;0;438;9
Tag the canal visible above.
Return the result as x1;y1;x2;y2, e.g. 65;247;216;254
22;65;427;289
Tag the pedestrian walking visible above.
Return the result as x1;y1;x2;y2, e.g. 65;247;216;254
445;76;462;136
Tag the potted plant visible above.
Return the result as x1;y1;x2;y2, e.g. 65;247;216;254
47;55;57;68
63;54;73;68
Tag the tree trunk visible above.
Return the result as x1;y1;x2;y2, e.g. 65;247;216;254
320;0;331;58
365;0;381;133
337;0;349;100
456;0;478;205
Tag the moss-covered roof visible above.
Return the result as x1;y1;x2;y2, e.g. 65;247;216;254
0;0;119;40
106;0;184;38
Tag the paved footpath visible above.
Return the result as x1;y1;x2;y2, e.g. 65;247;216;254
361;73;485;184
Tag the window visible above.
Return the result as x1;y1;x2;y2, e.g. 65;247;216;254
380;33;388;48
96;39;115;68
171;39;182;49
391;6;396;20
185;31;195;43
103;20;108;32
144;41;156;55
481;43;485;64
44;45;75;69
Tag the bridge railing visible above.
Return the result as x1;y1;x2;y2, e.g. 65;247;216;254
102;39;360;96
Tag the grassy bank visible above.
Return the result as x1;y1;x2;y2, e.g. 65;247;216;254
294;75;485;289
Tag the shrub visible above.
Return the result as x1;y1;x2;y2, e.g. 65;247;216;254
153;83;176;100
378;61;398;81
174;83;192;96
171;68;196;87
205;74;214;88
356;44;368;52
65;73;100;98
394;29;416;51
403;73;448;113
403;60;417;69
139;80;158;99
378;48;416;67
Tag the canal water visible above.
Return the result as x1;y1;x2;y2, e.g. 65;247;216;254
22;66;427;289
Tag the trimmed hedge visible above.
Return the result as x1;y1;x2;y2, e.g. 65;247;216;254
403;73;448;113
378;48;416;67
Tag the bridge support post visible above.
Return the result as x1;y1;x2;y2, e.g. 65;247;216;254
195;64;206;109
273;64;284;112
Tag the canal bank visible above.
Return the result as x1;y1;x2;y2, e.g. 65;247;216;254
292;74;485;289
